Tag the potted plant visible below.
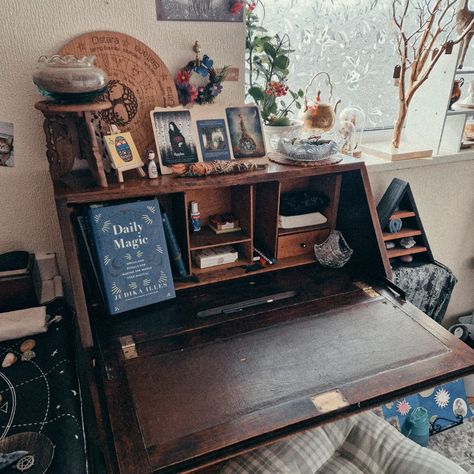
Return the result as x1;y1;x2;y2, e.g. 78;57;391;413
245;1;304;150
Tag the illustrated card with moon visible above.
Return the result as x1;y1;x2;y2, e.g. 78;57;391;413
151;108;199;174
225;106;266;159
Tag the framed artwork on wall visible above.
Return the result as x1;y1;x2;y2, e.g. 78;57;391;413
151;108;199;174
155;0;244;22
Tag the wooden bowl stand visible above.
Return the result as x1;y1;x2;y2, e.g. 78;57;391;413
35;100;113;188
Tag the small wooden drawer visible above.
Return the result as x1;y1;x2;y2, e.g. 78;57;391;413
277;229;330;259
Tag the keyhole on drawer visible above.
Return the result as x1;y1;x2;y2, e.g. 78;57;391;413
300;243;307;249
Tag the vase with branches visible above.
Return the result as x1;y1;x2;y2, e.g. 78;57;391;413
245;1;304;127
391;0;474;148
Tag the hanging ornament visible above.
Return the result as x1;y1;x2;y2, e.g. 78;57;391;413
393;65;401;87
445;40;454;55
175;41;229;106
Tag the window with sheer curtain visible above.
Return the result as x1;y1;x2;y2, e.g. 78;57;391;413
255;0;474;130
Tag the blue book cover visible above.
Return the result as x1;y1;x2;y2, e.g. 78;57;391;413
88;199;175;315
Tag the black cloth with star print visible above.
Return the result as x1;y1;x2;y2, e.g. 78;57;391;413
0;300;87;473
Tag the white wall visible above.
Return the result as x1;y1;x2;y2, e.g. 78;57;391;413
0;0;245;281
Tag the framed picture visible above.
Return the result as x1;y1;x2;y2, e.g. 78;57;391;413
225;106;266;159
155;0;243;22
196;119;231;162
151;107;199;174
0;121;14;167
104;132;143;171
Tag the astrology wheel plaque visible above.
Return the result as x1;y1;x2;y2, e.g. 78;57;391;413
60;31;179;157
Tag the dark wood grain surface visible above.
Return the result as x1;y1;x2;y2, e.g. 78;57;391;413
52;159;474;473
54;159;362;204
110;283;474;472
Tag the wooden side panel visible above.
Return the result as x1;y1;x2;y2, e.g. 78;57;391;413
231;185;253;239
254;181;280;259
337;168;391;279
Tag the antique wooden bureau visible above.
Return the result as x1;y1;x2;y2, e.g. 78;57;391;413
53;157;474;473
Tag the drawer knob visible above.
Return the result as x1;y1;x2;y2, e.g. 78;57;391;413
300;243;308;249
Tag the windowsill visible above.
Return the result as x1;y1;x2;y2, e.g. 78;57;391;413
358;129;474;172
362;148;474;172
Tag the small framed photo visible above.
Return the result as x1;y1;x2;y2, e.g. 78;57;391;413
0;121;14;167
196;119;231;162
104;132;143;171
151;107;199;174
226;105;266;159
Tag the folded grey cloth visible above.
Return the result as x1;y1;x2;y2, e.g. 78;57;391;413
0;306;49;341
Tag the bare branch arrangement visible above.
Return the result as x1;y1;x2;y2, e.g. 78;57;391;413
391;0;474;148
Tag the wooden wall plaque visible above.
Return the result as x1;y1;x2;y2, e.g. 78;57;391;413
60;31;179;157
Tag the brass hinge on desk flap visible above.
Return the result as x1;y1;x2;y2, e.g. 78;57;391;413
354;281;380;298
119;335;138;360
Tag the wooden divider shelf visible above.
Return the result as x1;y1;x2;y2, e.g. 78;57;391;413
387;246;428;259
278;223;330;237
390;210;416;220
382;227;422;241
189;227;251;250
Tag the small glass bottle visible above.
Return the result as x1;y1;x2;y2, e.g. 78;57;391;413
190;201;201;232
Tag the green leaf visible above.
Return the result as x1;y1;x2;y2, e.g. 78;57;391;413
268;102;278;115
295;101;302;109
263;42;277;58
298;89;305;97
280;100;286;108
274;55;290;70
248;86;265;101
270;116;291;126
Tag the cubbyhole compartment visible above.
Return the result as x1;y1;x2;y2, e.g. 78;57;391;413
276;175;342;261
383;214;421;240
183;185;254;282
386;232;428;260
191;241;253;275
185;185;253;250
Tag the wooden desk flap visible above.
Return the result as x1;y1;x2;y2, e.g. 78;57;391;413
102;288;474;472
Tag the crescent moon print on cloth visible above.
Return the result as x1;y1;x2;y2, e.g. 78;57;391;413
0;304;87;472
59;31;179;157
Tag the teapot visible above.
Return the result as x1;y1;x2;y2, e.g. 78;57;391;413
300;72;341;133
